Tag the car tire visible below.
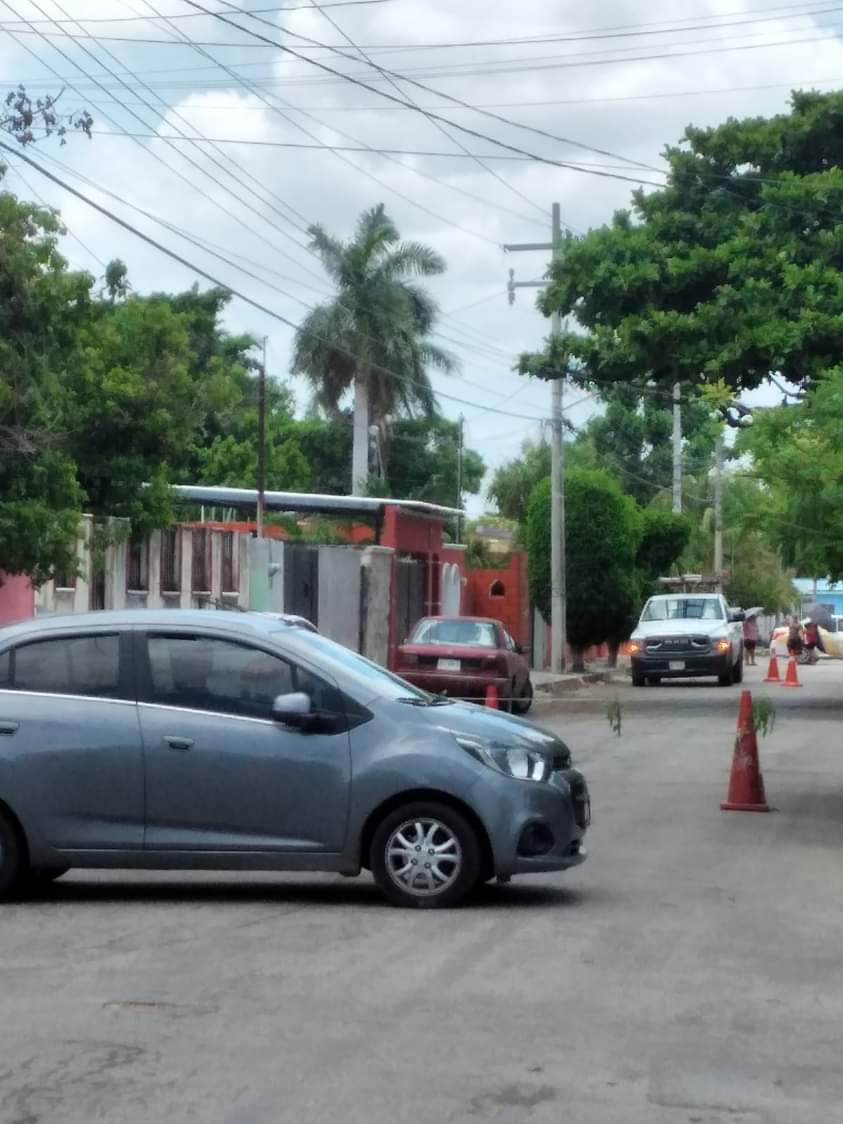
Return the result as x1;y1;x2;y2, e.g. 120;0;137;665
27;866;70;891
718;662;734;686
632;673;645;687
733;657;744;684
512;678;534;715
370;801;483;909
0;810;25;901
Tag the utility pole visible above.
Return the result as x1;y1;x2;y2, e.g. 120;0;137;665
256;336;267;539
713;428;723;591
456;412;464;543
672;382;682;514
504;203;567;673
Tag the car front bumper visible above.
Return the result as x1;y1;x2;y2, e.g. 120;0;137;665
469;768;590;877
631;652;731;678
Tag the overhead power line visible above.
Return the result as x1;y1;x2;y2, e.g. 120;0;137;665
1;0;835;47
0;141;553;424
70;74;843;116
301;0;547;222
126;0;538;247
0;0;333;287
0;0;389;22
180;1;667;186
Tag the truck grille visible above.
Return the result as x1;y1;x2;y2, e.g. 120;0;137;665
645;635;711;654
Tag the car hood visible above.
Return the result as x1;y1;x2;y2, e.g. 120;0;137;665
633;619;729;640
421;699;566;754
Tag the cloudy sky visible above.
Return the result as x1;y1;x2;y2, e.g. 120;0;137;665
2;0;841;511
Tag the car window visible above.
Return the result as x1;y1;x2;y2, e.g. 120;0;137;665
503;629;516;651
147;634;296;720
642;598;724;622
0;650;10;688
411;619;499;648
8;635;120;698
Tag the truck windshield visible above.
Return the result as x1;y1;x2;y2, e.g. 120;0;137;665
642;598;724;621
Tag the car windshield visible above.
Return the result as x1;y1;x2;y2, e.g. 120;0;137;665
642;597;724;621
411;619;498;648
276;629;433;703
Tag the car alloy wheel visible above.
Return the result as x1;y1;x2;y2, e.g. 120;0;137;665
385;817;463;898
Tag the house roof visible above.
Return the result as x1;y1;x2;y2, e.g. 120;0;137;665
163;485;462;521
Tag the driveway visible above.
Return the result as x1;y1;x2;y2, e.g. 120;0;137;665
2;662;843;1123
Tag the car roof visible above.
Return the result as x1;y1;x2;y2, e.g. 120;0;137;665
647;593;721;599
0;609;295;643
418;615;502;626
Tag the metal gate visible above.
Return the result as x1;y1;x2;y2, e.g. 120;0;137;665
395;555;425;643
283;544;319;626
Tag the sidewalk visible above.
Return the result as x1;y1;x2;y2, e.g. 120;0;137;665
532;664;617;695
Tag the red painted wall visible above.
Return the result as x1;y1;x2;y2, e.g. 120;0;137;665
465;553;530;648
0;574;34;624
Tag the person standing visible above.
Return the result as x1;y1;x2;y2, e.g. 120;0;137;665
742;613;760;666
787;615;804;660
803;618;820;664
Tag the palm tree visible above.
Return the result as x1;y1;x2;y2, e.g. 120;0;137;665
291;204;456;493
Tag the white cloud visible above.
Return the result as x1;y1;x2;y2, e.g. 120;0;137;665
2;0;842;511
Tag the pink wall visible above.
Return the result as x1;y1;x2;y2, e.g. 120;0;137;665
0;574;34;625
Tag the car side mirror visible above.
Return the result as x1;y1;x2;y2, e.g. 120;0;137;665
729;611;746;623
271;691;316;729
514;642;525;655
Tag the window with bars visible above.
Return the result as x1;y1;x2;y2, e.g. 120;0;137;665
221;532;238;594
54;566;77;591
160;528;181;593
192;528;211;592
127;538;149;592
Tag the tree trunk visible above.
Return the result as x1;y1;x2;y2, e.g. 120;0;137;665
351;371;370;495
607;640;619;669
571;648;586;673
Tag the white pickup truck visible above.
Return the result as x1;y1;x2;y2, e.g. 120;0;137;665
628;593;744;687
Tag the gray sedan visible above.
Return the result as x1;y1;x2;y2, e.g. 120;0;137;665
0;610;589;908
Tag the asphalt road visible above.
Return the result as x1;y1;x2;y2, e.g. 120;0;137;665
3;662;843;1124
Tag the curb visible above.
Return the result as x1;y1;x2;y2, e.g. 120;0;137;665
534;671;615;696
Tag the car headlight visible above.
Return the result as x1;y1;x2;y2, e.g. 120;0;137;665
455;734;552;783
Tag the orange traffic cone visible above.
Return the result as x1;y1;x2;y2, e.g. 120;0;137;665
782;655;802;688
763;651;780;683
484;683;499;709
721;689;770;813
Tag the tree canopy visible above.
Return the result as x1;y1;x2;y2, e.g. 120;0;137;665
526;90;843;399
527;469;644;670
291;203;455;491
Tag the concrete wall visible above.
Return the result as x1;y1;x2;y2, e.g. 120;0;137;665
0;574;35;624
360;546;393;667
34;523;397;662
318;547;362;652
466;552;531;648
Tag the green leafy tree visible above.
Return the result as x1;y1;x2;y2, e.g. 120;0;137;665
0;181;90;580
291;203;456;492
488;439;551;526
524;90;843;400
527;469;643;671
636;509;692;584
379;416;485;508
737;370;843;579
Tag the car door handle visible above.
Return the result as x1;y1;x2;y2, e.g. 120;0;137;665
163;736;194;751
0;721;19;735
